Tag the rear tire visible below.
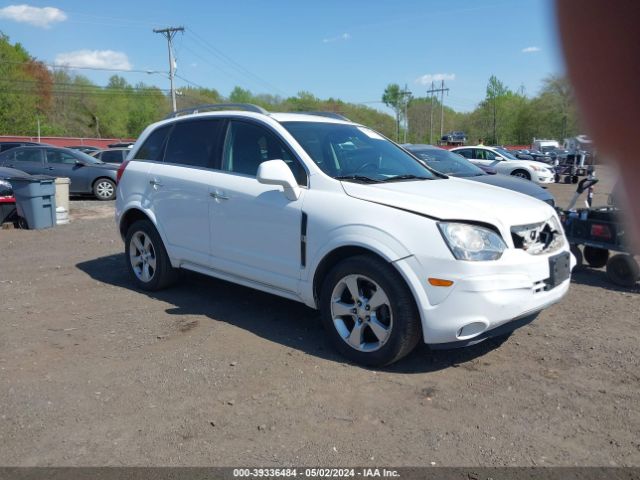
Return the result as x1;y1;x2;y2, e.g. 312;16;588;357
93;177;116;201
319;255;421;367
583;246;609;268
125;219;179;291
606;254;640;288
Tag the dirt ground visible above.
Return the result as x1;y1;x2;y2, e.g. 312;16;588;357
0;167;638;467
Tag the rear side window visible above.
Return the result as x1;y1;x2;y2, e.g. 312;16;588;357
135;125;171;161
101;150;125;164
456;149;473;159
164;119;225;168
15;149;42;163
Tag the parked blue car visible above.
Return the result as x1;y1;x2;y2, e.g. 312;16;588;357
0;146;119;200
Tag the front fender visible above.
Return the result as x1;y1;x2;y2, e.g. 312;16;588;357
306;224;412;279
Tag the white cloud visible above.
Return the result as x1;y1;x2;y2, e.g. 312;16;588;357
322;32;351;43
54;50;132;70
415;73;456;85
522;46;541;53
0;4;67;28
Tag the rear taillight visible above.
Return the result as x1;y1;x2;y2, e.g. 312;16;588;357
116;160;129;184
590;223;612;239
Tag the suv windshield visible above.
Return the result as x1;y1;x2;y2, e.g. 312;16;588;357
408;148;484;177
282;122;436;182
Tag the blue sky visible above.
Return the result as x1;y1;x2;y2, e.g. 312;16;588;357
0;0;564;112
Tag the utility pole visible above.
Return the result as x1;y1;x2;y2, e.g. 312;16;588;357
429;81;434;144
153;26;184;112
399;84;412;143
426;80;449;143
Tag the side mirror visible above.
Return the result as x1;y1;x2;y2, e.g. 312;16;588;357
494;156;503;161
256;159;301;201
75;160;86;166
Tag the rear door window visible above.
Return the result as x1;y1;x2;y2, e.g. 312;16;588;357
15;149;43;164
164;119;225;168
456;149;473;159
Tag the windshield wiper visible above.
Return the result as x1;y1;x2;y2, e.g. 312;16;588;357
334;175;381;183
381;174;431;182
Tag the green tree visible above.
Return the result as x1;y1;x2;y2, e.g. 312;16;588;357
382;83;404;141
484;75;510;144
0;33;53;135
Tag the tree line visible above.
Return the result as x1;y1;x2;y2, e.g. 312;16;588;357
384;74;579;146
0;34;394;139
2;32;577;145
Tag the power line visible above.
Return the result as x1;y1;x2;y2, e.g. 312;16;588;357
174;73;205;90
0;59;165;75
187;28;287;96
179;42;246;85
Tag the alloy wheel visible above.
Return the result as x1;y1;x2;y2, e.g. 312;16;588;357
330;274;393;352
129;231;157;282
96;180;115;199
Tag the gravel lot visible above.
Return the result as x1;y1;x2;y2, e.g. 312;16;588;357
1;168;638;467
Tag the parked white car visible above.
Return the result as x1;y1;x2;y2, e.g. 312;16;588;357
115;105;574;366
451;146;556;185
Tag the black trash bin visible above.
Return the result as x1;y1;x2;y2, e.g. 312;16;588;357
10;175;57;229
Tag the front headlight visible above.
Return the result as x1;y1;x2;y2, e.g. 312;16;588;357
530;164;544;171
438;222;506;261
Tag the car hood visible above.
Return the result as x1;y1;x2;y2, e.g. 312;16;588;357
467;174;554;203
340;177;556;230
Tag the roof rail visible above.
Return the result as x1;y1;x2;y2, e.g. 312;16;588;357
295;111;350;121
165;103;269;119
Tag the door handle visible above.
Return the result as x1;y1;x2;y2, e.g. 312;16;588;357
210;191;229;200
47;167;55;170
149;179;163;187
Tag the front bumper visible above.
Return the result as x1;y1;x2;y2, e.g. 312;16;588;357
536;173;555;184
394;248;574;346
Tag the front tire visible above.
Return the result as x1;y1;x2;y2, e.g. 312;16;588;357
319;255;421;367
570;244;583;269
93;178;116;201
125;219;178;291
583;246;609;268
511;169;531;181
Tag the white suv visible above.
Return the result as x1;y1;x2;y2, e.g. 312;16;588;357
115;105;574;366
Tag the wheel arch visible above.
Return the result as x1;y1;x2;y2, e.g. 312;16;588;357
311;245;411;308
118;206;158;240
